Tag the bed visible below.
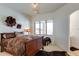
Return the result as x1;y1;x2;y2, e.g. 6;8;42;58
0;32;43;56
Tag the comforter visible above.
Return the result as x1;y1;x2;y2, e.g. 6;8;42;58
2;36;27;56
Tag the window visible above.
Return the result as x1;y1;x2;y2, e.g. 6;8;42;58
34;20;53;35
35;21;40;34
40;21;46;34
47;20;53;35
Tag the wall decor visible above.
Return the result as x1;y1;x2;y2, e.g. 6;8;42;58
17;24;21;29
5;16;16;27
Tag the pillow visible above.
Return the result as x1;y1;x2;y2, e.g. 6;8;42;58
3;34;7;39
26;36;32;40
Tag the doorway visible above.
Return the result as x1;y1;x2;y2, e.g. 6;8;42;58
70;10;79;50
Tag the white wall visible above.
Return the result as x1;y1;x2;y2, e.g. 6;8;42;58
31;4;79;51
0;5;30;33
70;10;79;48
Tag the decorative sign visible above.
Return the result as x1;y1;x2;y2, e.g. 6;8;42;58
5;16;16;27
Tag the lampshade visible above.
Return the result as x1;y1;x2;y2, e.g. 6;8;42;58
24;28;32;32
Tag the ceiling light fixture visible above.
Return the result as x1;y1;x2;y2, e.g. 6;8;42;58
32;3;39;14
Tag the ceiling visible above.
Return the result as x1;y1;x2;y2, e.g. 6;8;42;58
0;3;66;16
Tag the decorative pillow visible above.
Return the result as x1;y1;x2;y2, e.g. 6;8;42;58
3;34;7;39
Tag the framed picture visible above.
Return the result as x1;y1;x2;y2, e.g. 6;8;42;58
17;24;21;29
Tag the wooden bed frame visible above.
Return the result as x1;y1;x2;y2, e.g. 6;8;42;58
25;37;44;55
0;33;44;56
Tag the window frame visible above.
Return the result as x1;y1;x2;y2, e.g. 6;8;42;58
34;21;40;35
34;20;53;35
46;20;53;35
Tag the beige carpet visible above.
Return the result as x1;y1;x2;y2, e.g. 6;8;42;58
0;52;12;56
44;44;64;52
67;50;79;56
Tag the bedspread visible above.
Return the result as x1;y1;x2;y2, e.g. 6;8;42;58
2;37;27;56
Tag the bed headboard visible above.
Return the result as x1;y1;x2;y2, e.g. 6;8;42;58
1;32;16;39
